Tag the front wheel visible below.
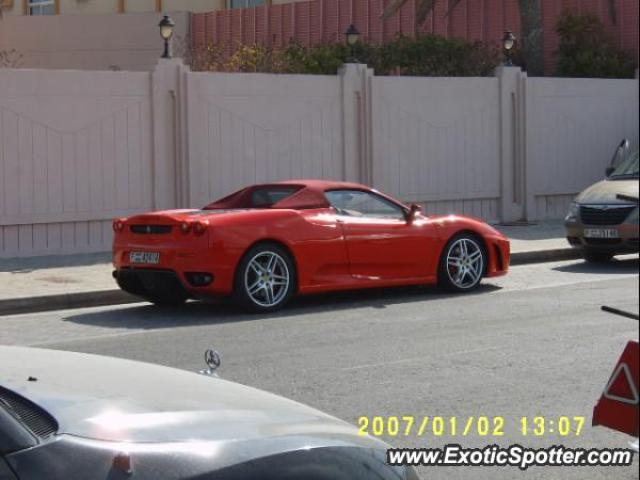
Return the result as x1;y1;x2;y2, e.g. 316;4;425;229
438;234;486;292
234;243;296;313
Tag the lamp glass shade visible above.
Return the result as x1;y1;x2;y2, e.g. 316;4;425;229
345;25;360;46
503;32;516;51
160;25;174;40
159;16;175;40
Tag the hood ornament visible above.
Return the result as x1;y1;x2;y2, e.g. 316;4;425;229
199;348;222;377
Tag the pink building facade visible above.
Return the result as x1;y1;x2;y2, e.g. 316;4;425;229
191;0;639;75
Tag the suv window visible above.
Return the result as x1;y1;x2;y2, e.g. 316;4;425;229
325;190;405;220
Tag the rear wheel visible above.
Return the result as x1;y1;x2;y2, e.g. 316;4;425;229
438;234;486;292
234;243;296;313
583;249;614;263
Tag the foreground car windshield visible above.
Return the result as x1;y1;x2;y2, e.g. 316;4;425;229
610;151;639;179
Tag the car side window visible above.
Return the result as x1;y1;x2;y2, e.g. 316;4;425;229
251;187;299;207
325;190;406;220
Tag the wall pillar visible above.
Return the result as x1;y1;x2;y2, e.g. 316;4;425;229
495;65;528;223
151;58;190;210
339;62;374;184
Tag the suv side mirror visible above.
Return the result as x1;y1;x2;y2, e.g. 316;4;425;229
406;203;422;223
608;138;630;176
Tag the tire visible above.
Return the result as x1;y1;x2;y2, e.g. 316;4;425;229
438;233;487;292
583;249;614;263
234;243;297;313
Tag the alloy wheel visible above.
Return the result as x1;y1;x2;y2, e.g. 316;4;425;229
244;251;291;308
446;238;484;289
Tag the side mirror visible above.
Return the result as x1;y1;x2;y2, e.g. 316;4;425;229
608;138;630;176
406;203;422;223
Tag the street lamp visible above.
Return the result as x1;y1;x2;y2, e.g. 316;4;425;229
159;15;176;59
345;24;360;63
502;31;516;67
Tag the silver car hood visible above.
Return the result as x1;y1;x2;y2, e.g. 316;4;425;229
0;347;380;448
575;179;639;204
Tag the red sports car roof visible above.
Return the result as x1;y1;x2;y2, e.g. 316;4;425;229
277;179;370;190
204;179;370;210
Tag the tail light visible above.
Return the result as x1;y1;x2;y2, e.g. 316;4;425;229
180;222;191;234
112;219;125;232
180;221;207;235
193;221;208;236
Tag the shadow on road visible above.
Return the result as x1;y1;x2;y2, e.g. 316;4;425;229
62;283;502;331
552;256;639;275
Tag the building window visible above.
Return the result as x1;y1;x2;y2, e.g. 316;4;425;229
27;0;55;15
229;0;266;9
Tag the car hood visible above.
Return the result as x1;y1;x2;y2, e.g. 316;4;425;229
0;347;381;448
575;179;639;204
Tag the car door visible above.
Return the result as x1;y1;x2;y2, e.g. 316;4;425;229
296;208;353;288
325;190;431;280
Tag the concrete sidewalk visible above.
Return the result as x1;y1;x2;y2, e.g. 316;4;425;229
0;221;582;316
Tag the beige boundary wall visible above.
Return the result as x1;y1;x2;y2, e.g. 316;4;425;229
526;77;639;220
0;68;154;257
0;61;638;257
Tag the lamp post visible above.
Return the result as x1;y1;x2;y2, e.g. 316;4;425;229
159;15;176;59
345;24;360;63
502;31;516;67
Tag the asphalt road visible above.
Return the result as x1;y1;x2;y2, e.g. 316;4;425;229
1;256;639;480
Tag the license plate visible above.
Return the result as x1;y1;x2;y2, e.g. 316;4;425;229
129;252;160;264
584;228;619;239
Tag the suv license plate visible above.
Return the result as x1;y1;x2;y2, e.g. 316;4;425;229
130;252;160;264
584;228;619;239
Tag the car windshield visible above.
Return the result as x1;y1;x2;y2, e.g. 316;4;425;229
610;151;639;179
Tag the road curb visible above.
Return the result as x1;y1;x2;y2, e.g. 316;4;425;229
510;247;582;266
0;247;582;316
0;290;139;317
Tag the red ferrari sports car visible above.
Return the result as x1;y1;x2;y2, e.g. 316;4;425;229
112;180;510;312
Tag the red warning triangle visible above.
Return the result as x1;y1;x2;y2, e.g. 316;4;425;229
604;364;639;404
